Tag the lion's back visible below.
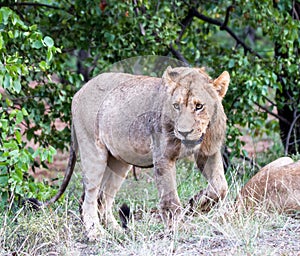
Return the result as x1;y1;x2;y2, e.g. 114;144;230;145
72;73;133;138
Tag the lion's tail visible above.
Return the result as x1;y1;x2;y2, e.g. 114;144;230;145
25;124;78;209
118;203;131;229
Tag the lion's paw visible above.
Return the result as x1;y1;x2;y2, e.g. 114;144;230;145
160;205;185;229
86;225;106;241
189;189;217;213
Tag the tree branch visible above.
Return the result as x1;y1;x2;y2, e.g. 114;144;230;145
176;8;195;43
255;102;290;125
262;95;277;107
0;2;61;10
169;44;189;65
285;113;300;155
132;0;146;36
191;7;262;58
221;5;234;29
292;1;300;20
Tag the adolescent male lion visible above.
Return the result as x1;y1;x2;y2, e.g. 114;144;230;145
37;66;230;240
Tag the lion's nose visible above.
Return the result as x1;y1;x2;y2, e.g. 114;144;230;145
178;129;194;138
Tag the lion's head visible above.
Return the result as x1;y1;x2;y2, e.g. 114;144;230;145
162;66;230;151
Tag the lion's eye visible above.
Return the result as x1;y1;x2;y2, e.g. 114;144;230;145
173;103;180;110
195;103;204;111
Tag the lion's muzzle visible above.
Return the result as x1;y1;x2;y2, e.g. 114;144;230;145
182;134;204;147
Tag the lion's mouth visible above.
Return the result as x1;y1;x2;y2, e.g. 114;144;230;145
182;134;204;147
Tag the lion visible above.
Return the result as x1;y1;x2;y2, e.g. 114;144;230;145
33;66;230;240
236;157;300;213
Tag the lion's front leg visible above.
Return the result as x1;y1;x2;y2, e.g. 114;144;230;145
191;151;228;212
154;160;182;226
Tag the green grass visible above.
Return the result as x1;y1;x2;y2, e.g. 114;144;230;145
1;147;300;255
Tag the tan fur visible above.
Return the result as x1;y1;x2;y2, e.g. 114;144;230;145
66;66;230;240
236;157;300;213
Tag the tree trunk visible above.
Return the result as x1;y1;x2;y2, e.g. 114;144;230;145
275;2;300;155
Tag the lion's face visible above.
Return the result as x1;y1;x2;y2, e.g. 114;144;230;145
162;67;230;148
171;86;211;147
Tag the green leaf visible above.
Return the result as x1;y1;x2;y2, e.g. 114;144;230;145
32;148;40;158
47;48;53;62
32;40;43;49
4;140;18;150
3;74;10;89
15;130;22;144
16;111;23;124
5;98;13;107
22;108;28;116
1;8;10;25
39;61;48;71
228;59;235;68
0;175;9;185
0;34;3;49
241;149;248;157
104;32;115;42
49;146;57;155
43;36;54;47
13;169;23;182
8;30;13;39
13;79;21;93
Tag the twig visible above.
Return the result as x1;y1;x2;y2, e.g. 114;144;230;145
132;0;146;36
223;146;261;171
287;138;300;146
191;8;262;58
176;8;195;43
284;113;300;155
262;95;277;107
292;0;300;20
255;102;290;125
0;2;61;10
169;44;189;65
220;5;234;29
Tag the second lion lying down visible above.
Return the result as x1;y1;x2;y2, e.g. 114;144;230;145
42;66;230;240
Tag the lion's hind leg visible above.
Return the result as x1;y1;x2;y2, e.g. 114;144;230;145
98;155;131;232
78;136;109;240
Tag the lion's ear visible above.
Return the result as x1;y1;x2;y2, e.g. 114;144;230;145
213;71;230;99
162;66;179;83
197;67;206;73
162;66;178;93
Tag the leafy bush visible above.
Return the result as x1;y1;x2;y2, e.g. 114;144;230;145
0;7;63;208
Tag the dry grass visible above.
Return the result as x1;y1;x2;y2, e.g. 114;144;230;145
1;162;300;256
